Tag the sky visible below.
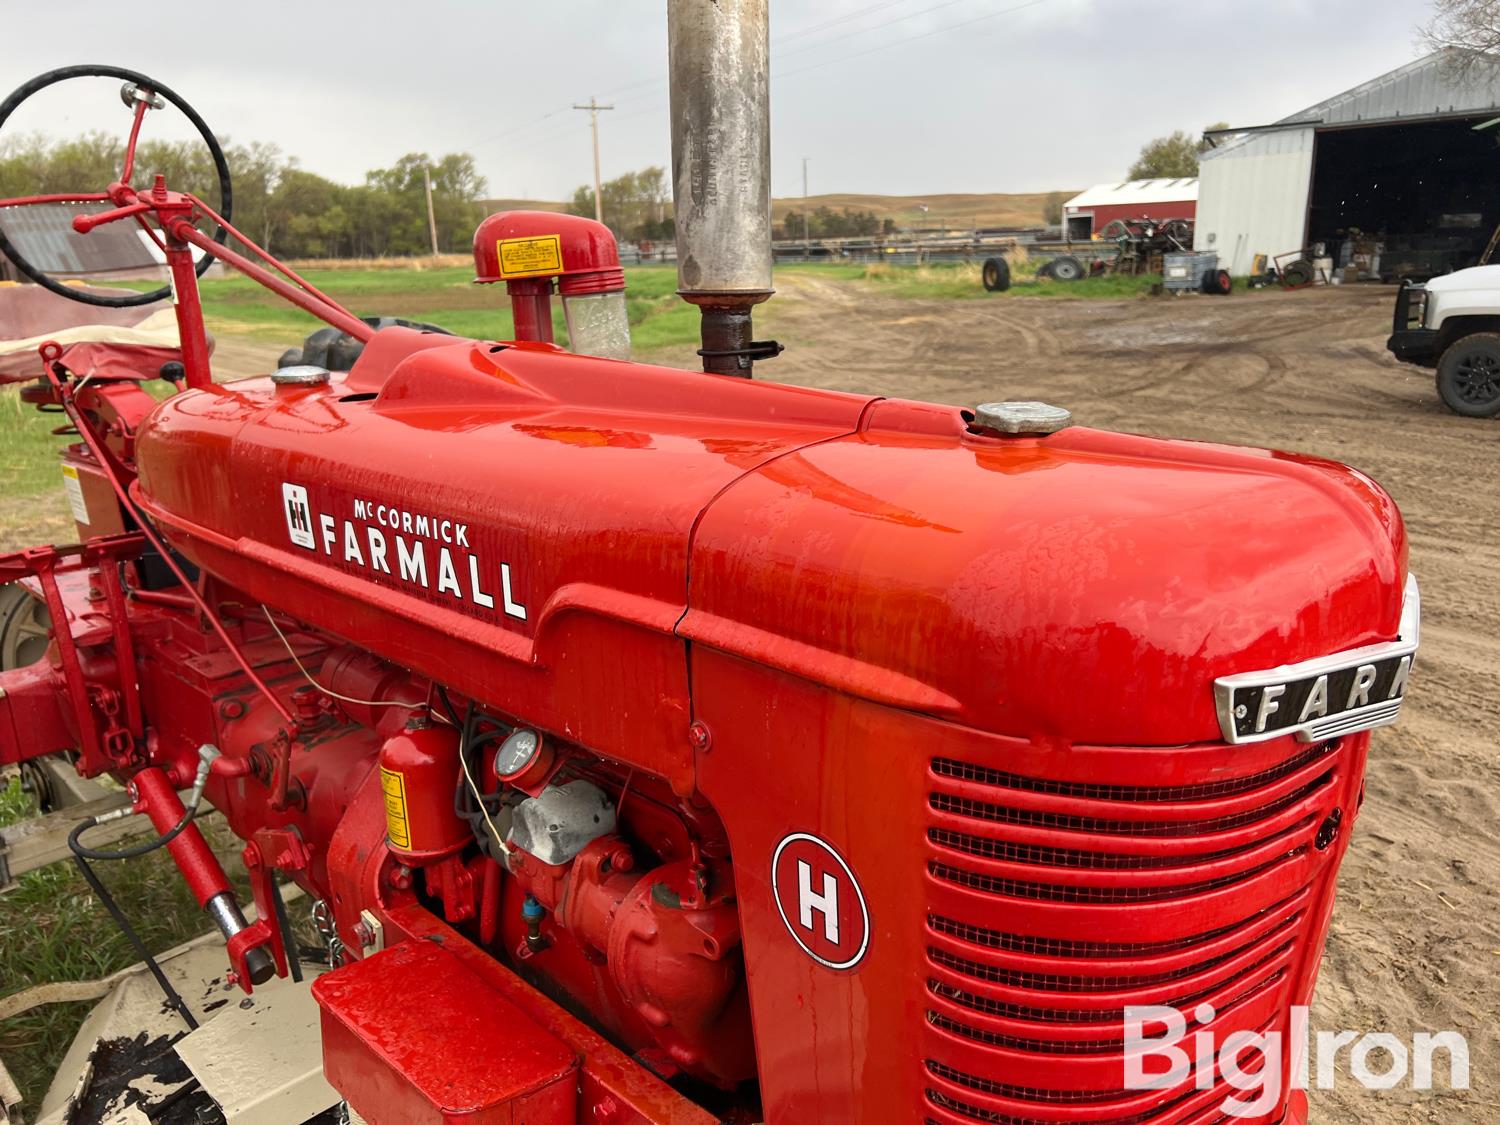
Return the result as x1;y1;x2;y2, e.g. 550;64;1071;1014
0;1;1433;202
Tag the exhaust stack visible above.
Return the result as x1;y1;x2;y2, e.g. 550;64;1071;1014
668;0;778;377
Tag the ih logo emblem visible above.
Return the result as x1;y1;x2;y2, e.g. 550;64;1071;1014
771;832;870;970
282;483;315;549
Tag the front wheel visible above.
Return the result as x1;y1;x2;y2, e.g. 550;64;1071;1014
1436;333;1500;417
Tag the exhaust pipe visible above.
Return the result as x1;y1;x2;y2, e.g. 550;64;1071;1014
668;0;779;377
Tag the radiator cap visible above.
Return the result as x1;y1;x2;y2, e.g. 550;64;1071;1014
972;400;1072;436
271;364;331;386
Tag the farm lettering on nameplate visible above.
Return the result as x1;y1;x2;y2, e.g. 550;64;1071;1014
280;483;526;621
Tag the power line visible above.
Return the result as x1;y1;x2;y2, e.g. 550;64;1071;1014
479;0;1059;196
776;0;1055;80
464;104;575;151
569;0;994;122
771;0;922;45
465;0;1046;157
775;0;988;62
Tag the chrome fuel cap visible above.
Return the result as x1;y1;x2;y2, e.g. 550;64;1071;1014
271;364;331;386
971;401;1072;436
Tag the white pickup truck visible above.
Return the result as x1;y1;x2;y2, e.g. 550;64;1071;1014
1388;265;1500;417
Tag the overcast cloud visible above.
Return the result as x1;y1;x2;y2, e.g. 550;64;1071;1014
0;1;1428;200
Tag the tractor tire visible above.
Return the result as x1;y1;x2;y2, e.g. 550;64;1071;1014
1045;255;1085;282
1435;333;1500;417
981;257;1011;292
1202;269;1232;296
0;583;50;670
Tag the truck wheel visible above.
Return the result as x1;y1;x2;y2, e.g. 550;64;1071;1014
981;257;1011;292
1436;334;1500;417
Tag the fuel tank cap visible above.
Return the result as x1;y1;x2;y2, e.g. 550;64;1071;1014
271;364;331;386
971;401;1072;436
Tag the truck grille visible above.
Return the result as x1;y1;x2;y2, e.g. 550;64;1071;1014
921;738;1345;1124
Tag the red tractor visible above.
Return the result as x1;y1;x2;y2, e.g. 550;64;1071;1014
0;8;1418;1124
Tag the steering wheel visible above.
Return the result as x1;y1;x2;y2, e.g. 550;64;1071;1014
0;65;232;308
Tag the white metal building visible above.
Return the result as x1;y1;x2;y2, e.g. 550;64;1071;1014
1196;50;1500;276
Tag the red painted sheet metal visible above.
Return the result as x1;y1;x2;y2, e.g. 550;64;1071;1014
313;939;578;1123
692;653;1351;1123
684;398;1407;746
132;334;874;789
387;905;719;1125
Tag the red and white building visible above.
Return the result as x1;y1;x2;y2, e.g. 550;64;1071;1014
1061;178;1198;240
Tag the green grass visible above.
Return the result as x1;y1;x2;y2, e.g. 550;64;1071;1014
114;260;1164;355
0;389;69;499
116;264;699;351
0;775;252;1114
850;259;1165;300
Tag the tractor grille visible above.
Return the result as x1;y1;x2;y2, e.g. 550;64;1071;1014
921;738;1345;1124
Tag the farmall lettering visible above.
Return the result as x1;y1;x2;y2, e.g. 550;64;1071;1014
281;482;527;621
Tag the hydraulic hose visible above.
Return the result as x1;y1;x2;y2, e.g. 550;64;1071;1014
70;849;198;1031
67;745;217;862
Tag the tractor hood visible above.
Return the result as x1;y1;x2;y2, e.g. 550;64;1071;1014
134;329;1408;757
682;399;1409;746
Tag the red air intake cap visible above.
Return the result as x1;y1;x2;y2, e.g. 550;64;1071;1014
473;210;625;295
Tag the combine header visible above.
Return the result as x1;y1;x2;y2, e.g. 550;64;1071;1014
0;5;1419;1123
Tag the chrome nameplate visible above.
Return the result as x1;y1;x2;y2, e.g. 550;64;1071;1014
1215;575;1419;745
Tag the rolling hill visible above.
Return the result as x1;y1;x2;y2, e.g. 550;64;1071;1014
481;191;1075;231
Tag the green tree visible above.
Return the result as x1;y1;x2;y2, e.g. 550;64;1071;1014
1128;131;1201;179
569;166;670;239
1128;125;1230;179
776;206;881;240
0;130;490;260
1043;191;1066;225
224;140;285;250
365;152;488;254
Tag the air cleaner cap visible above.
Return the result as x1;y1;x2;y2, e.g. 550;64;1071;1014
271;364;331;386
972;401;1072;436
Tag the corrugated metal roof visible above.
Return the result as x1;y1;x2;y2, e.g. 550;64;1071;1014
1294;48;1500;126
0;201;159;275
1204;49;1500;161
1064;178;1199;210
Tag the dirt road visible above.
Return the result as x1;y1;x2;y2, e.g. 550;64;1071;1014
749;278;1496;1123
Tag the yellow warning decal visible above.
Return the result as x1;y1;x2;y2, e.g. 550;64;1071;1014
60;463;90;525
497;234;563;278
380;767;411;849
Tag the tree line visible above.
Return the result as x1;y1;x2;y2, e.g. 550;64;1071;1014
0;133;489;259
569;166;893;242
5;133;985;257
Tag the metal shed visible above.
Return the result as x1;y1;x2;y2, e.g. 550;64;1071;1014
1196;50;1500;277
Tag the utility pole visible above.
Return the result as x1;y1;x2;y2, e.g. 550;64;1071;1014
423;165;439;257
802;157;810;260
573;97;615;225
